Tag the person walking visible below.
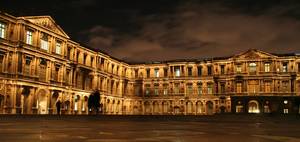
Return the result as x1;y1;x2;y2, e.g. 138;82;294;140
56;100;61;116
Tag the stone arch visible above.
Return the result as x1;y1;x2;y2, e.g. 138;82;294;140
35;88;50;114
206;101;214;115
174;106;180;115
196;101;204;114
248;100;260;113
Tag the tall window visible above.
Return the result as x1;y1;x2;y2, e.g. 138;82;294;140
164;68;168;77
174;83;180;94
145;84;150;95
26;30;33;45
197;66;202;76
236;65;242;73
55;41;61;54
154;68;159;77
207;66;212;76
220;65;225;75
146;69;150;78
221;83;225;93
154;84;159;95
197;83;202;95
248;80;259;93
249;62;256;73
236;82;242;93
175;66;180;77
24;56;32;75
264;63;270;72
187;83;193;95
188;67;192;76
0;22;5;38
207;83;213;94
163;84;168;95
0;54;4;72
265;81;271;93
40;33;49;51
282;62;288;72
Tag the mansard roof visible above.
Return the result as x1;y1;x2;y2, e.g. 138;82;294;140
21;16;70;38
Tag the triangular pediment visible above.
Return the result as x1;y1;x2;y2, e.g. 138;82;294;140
232;49;277;59
22;16;69;38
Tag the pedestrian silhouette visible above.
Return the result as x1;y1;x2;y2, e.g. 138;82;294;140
56;100;61;116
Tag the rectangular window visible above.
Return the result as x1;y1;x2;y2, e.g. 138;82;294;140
55;41;61;54
0;54;4;72
163;84;168;95
0;22;5;38
175;66;180;77
236;65;242;73
187;84;193;95
26;30;33;45
283;62;288;72
154;84;159;95
220;65;225;75
207;66;212;76
265;81;271;93
264;63;270;72
249;62;257;73
146;69;150;78
197;83;202;95
40;33;49;51
24;56;32;75
154;68;159;77
164;68;168;77
236;82;242;93
145;84;150;95
188;67;192;76
135;69;138;78
221;83;225;93
174;83;180;94
197;66;202;76
207;83;213;94
248;80;259;93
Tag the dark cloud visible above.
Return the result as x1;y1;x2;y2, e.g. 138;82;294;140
81;1;300;62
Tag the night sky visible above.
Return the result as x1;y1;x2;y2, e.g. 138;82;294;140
1;0;300;62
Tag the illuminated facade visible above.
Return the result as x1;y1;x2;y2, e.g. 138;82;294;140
0;12;300;115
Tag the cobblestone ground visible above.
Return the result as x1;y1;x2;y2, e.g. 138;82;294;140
0;115;300;142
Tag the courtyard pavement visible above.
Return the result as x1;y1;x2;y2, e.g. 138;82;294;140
0;114;300;142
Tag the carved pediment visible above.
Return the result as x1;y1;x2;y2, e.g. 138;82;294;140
233;49;277;59
23;16;69;38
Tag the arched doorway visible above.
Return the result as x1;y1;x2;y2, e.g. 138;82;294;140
248;100;260;113
196;101;204;114
37;89;48;114
206;101;214;115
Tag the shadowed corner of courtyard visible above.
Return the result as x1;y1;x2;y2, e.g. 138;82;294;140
0;114;300;142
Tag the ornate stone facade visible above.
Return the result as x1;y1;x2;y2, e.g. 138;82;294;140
0;12;299;115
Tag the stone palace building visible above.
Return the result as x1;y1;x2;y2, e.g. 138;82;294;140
0;11;300;115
